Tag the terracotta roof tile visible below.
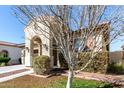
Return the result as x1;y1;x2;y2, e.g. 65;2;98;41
0;41;24;48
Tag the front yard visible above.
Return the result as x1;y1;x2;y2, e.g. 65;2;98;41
0;75;113;88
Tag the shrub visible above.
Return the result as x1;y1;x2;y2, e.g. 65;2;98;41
107;61;124;74
0;57;11;66
77;52;108;73
33;55;51;75
59;53;68;69
0;52;3;57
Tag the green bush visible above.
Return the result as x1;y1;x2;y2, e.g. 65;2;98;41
107;61;124;74
77;52;108;73
0;57;11;66
33;55;51;75
0;52;3;57
59;53;68;69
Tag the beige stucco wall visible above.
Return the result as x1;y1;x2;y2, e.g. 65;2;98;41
24;22;51;66
0;45;22;64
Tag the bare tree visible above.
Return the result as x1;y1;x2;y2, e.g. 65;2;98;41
13;5;124;88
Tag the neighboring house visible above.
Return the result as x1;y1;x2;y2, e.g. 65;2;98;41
0;41;24;65
23;18;109;68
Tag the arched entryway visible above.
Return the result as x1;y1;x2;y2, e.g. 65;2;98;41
31;36;42;57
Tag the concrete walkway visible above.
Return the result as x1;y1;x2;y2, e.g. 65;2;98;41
0;65;33;83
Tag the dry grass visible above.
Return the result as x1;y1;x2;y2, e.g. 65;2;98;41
0;75;67;88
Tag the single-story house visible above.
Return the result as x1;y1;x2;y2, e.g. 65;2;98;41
0;41;24;65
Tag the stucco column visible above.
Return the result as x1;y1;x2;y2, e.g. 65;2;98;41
25;40;32;67
21;49;25;65
57;51;60;68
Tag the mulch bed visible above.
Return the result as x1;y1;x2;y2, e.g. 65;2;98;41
30;68;67;78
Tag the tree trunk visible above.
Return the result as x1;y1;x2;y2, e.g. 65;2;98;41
66;68;74;88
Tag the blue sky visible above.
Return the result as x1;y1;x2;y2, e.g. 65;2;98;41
0;5;25;44
0;5;124;51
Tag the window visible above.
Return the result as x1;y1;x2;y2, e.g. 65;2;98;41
74;38;81;49
33;49;38;54
1;50;9;57
74;38;91;52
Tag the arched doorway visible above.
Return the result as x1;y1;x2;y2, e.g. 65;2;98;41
31;36;42;57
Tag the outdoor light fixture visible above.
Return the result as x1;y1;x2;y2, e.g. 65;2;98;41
25;47;29;52
43;44;48;51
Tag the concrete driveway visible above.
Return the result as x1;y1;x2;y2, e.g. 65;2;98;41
0;65;33;83
0;65;26;74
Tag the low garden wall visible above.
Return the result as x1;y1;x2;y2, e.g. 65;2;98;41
108;51;124;74
109;51;124;63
